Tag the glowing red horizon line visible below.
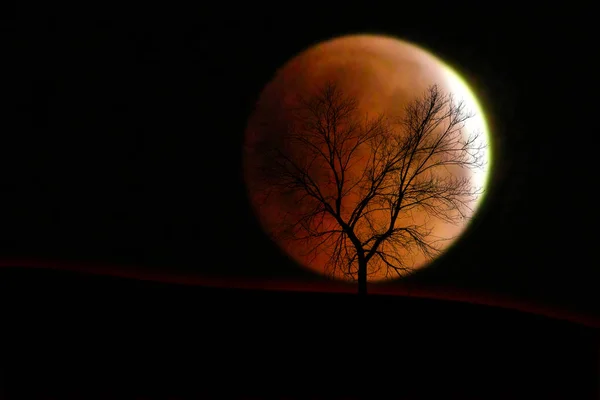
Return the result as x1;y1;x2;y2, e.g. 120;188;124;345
1;258;598;329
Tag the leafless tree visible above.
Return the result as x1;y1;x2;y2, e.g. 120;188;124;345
247;80;486;295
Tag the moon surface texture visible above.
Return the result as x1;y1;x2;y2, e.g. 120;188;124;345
244;34;491;281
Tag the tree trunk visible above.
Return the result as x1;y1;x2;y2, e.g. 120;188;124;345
357;257;367;296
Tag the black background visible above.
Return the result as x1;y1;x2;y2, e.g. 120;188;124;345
2;3;599;398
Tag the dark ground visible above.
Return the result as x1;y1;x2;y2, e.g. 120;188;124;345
1;267;598;399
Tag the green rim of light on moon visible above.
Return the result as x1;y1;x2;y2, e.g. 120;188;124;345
441;64;492;203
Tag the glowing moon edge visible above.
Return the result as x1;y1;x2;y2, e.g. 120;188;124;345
442;64;492;204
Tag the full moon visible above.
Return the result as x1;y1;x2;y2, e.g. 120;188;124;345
244;34;491;281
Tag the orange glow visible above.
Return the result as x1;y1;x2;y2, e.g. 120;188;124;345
244;35;487;281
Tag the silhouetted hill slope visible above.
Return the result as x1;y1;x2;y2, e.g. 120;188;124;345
1;267;598;399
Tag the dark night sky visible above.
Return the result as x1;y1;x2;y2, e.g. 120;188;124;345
2;4;598;318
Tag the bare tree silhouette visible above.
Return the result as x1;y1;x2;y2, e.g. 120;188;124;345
247;80;486;295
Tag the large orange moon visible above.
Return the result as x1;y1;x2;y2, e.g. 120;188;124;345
243;34;490;281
